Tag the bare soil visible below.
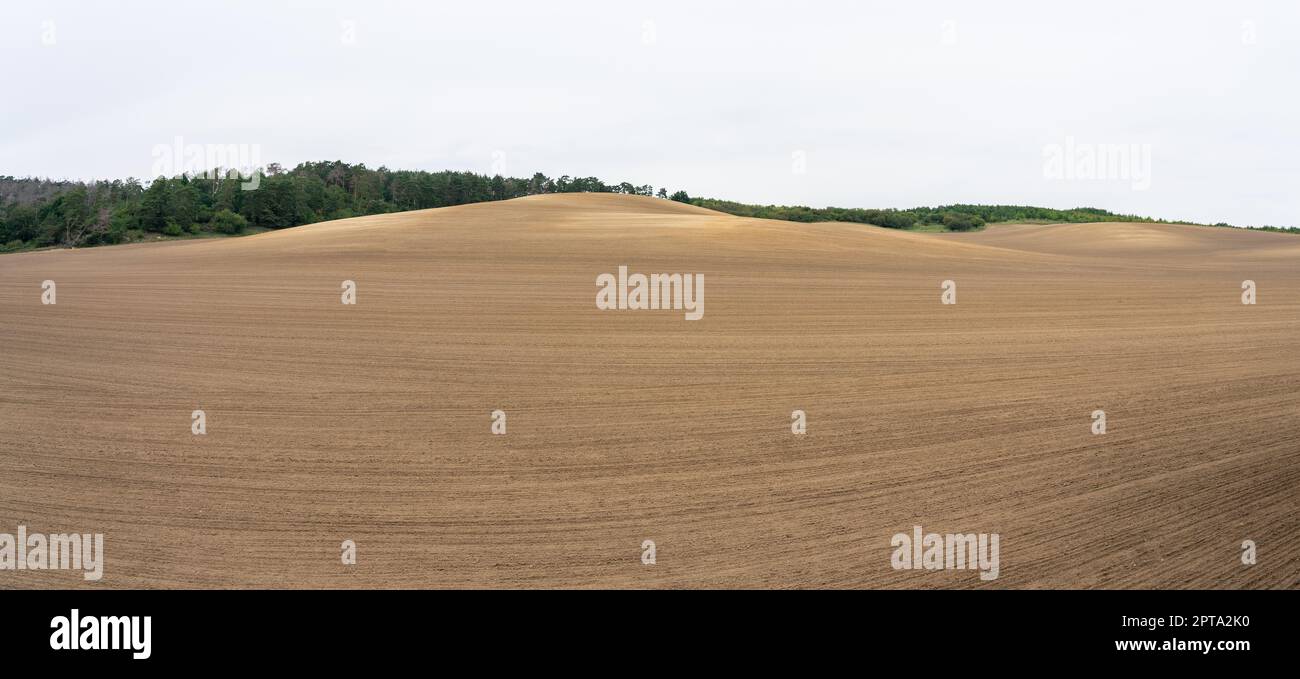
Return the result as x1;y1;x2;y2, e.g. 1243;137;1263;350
2;193;1296;588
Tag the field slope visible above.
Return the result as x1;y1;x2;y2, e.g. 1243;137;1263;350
1;193;1297;588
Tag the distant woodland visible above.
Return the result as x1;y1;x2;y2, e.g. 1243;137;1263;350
2;162;1293;251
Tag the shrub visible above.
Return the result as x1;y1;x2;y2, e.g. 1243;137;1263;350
941;212;985;231
210;209;248;235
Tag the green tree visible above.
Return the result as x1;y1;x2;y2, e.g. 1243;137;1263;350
210;209;248;234
941;212;984;231
140;178;171;232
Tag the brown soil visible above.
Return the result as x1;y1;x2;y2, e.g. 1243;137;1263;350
2;193;1296;588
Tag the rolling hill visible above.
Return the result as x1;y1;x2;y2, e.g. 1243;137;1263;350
1;193;1296;588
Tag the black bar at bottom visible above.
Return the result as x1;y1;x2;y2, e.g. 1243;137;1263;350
2;589;1289;667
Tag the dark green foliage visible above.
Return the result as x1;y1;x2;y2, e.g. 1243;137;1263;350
0;164;667;251
686;198;1293;233
941;212;984;231
2;165;1296;252
687;198;917;228
210;209;248;235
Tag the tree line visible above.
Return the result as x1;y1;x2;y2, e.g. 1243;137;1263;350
0;163;679;250
2;162;1293;252
684;199;1243;232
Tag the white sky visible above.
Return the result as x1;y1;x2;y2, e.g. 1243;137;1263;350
2;0;1297;226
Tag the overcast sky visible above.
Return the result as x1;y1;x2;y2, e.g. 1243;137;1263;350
2;0;1297;226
